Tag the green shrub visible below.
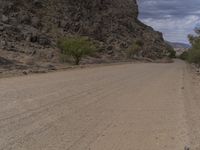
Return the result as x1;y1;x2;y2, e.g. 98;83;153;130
60;54;71;63
187;28;200;64
179;51;189;60
168;49;176;58
168;47;176;58
164;44;176;58
188;49;200;64
58;36;96;65
135;40;144;47
127;40;143;58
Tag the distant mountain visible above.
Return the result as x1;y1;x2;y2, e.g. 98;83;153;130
166;41;191;49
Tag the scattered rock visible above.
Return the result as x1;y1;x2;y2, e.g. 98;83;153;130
0;57;13;65
59;20;67;28
107;46;113;51
22;70;29;75
38;35;51;46
30;34;38;43
0;40;6;48
20;14;31;24
2;15;9;23
184;146;190;150
107;50;114;55
33;0;43;8
46;64;56;70
0;25;4;31
31;17;41;28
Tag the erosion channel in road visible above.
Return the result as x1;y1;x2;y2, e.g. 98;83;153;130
0;60;199;150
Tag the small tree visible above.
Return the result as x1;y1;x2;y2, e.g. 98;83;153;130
58;36;95;65
127;40;144;58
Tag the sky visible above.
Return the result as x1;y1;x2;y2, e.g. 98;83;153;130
137;0;200;44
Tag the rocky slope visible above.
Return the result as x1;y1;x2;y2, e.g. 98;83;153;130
0;0;170;73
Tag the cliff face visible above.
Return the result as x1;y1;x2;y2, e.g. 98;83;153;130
0;0;170;70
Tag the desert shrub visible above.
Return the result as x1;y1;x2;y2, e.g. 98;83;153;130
167;48;176;58
179;51;189;60
135;39;144;47
164;44;176;58
169;50;176;58
57;36;96;65
188;49;200;64
168;47;176;58
187;28;200;64
127;40;143;58
60;54;71;63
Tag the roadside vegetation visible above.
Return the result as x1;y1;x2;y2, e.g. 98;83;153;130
57;36;96;65
179;51;189;60
180;27;200;66
127;40;144;58
167;47;176;58
127;39;176;59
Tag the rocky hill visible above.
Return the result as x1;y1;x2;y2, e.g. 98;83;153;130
0;0;170;73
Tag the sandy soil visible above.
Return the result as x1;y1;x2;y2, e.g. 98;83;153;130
0;60;199;150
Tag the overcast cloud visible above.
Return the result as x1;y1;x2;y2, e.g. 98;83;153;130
137;0;200;43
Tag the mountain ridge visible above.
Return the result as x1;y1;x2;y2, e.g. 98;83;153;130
166;41;191;49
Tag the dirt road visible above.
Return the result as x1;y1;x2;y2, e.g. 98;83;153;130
0;60;199;150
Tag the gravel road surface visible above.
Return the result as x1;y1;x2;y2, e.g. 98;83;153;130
0;60;199;150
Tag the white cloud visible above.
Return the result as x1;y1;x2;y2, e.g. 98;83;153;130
140;15;200;43
138;0;200;43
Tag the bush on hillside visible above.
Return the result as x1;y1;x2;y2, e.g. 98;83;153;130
127;40;144;58
57;36;96;65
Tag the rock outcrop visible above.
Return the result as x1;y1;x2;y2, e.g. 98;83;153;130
0;0;170;71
